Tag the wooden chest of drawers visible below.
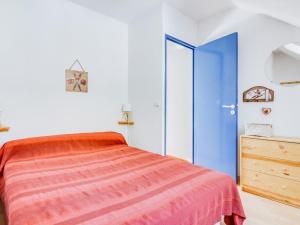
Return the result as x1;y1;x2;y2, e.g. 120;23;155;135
240;135;300;208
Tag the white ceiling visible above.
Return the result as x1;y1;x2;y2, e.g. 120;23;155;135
232;0;300;28
69;0;234;23
69;0;300;28
164;0;234;21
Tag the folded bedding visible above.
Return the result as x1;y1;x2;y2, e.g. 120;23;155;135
0;132;245;225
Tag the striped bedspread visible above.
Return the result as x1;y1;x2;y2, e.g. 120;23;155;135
0;132;245;225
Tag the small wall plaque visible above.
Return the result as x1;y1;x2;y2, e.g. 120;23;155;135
65;59;88;93
243;86;274;102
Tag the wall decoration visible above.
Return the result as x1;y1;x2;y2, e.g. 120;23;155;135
262;107;272;115
243;86;274;102
65;59;88;93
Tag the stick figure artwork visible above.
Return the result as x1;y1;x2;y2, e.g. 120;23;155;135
65;70;88;93
65;60;88;93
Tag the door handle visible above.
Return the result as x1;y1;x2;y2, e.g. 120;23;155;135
222;104;235;109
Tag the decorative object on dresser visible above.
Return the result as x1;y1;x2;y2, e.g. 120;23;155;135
245;123;273;137
240;135;300;208
243;86;274;102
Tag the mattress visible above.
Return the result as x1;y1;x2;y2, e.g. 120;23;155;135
0;132;245;225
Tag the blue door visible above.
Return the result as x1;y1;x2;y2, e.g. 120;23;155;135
194;33;238;181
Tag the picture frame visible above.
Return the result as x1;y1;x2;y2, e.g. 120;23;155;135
65;69;88;93
243;86;274;102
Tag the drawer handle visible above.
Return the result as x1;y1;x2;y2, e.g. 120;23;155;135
283;172;290;176
282;150;288;154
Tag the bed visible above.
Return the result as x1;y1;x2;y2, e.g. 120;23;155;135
0;132;245;225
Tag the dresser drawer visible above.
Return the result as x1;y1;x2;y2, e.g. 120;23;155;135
242;169;300;202
241;138;300;162
242;157;300;182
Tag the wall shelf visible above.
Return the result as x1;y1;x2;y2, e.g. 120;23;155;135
118;121;134;125
280;81;300;85
0;127;10;132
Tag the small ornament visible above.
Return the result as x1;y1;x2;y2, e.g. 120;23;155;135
262;107;272;115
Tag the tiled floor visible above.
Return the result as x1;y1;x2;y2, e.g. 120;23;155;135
0;190;299;225
239;190;300;225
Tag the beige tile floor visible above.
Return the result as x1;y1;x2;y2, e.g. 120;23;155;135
0;190;299;225
238;190;300;225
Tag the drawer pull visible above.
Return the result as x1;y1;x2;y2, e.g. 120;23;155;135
283;172;290;176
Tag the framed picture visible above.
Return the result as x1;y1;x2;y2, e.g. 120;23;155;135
65;69;88;93
243;86;274;102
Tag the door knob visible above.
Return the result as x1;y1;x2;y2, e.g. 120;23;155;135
222;104;235;109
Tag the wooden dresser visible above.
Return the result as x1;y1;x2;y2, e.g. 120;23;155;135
240;135;300;208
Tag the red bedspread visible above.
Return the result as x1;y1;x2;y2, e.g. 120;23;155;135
0;132;245;225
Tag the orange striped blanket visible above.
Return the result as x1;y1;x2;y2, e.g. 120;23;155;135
0;132;245;225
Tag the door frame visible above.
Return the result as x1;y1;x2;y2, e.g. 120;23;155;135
164;34;196;163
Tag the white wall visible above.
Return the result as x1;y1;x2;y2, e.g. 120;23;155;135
166;41;193;162
128;5;164;153
162;3;198;46
197;8;300;138
0;0;128;143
